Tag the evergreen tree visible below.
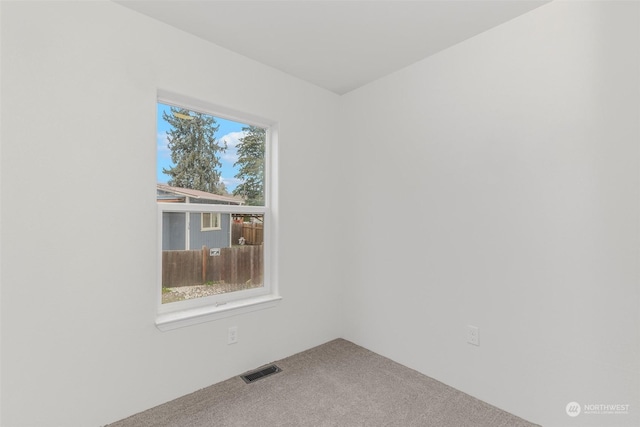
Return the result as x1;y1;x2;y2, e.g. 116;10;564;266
233;126;265;205
162;107;227;194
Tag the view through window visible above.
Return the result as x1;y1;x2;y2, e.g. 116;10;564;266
157;102;267;306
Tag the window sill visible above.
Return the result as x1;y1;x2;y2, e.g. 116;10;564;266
156;294;282;331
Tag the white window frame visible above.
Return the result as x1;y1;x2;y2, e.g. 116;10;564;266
201;212;221;231
156;90;280;331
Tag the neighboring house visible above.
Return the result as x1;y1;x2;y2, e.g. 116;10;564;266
157;184;244;251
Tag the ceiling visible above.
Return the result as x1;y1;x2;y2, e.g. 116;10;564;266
115;0;549;95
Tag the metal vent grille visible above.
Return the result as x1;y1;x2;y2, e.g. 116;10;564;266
240;364;282;384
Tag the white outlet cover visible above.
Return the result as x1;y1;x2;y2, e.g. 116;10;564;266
467;325;479;346
228;326;238;344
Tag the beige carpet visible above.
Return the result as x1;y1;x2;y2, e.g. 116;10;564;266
109;339;540;427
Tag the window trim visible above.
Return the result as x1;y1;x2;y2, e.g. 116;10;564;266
156;91;280;330
201;212;221;231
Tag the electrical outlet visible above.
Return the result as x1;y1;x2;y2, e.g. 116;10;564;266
467;325;479;346
228;326;238;345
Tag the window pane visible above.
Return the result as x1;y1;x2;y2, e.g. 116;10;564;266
157;101;268;306
161;212;264;304
157;103;265;207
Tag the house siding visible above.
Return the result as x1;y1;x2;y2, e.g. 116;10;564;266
162;212;186;251
162;212;232;250
189;212;232;250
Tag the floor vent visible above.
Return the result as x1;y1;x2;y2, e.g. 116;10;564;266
240;364;282;384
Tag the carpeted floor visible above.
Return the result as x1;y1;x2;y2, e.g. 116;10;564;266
109;339;540;427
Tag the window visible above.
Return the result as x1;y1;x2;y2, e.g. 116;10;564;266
201;212;221;231
156;91;279;330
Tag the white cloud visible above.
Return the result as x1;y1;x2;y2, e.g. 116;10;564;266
221;176;244;190
219;130;247;164
220;131;246;148
157;131;170;158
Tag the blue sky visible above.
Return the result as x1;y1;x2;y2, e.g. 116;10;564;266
157;103;247;192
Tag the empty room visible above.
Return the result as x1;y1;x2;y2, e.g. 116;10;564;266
1;1;638;426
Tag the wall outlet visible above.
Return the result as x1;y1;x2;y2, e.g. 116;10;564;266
467;325;479;346
228;326;238;344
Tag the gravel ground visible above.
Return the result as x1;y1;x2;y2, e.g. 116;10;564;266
162;282;262;304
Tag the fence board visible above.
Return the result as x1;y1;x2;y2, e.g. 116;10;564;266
232;222;264;245
162;245;263;288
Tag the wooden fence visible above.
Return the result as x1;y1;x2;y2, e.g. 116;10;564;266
162;245;263;288
232;222;264;245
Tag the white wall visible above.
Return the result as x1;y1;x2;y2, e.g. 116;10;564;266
341;2;639;427
0;2;345;426
2;1;639;427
